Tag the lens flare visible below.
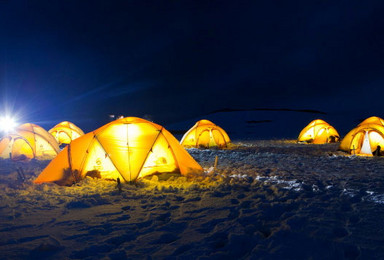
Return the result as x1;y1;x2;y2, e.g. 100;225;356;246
0;116;18;133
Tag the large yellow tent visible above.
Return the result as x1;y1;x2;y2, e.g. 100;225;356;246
297;119;340;144
34;117;203;185
49;121;85;145
0;123;60;161
339;116;384;156
180;119;231;148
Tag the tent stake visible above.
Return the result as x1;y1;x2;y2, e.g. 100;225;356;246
214;156;218;172
116;177;122;193
16;167;26;182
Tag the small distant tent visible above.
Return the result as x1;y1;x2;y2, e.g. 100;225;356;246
0;123;60;161
180;119;231;148
49;121;85;145
297;119;340;144
34;117;203;185
339;116;384;156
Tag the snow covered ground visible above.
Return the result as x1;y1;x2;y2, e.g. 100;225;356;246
1;140;384;259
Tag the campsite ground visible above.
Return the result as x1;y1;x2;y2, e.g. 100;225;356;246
1;140;384;259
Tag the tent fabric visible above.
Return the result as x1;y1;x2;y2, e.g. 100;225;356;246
180;119;231;148
49;121;85;145
0;123;60;161
339;116;384;155
297;119;340;144
34;117;203;185
358;116;384;126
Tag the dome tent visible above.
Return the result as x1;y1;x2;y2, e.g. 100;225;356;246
297;119;340;144
180;119;231;148
49;121;85;145
339;116;384;156
0;123;60;161
34;117;203;185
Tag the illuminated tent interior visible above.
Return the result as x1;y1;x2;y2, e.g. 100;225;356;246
180;119;231;149
34;117;204;185
339;116;384;156
49;121;85;145
297;119;340;144
0;123;60;161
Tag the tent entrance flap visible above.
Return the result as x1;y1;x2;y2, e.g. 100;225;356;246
360;131;372;155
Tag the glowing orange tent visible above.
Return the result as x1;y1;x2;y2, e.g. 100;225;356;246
180;119;231;148
297;119;339;144
49;121;85;145
339;116;384;156
0;123;60;161
34;117;203;185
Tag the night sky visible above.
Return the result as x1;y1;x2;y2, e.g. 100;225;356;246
1;1;384;132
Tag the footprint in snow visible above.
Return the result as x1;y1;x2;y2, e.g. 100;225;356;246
150;232;179;244
196;218;227;234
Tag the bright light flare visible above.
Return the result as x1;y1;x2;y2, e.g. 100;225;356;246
0;116;18;133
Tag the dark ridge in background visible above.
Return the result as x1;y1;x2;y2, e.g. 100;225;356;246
208;108;327;115
246;120;273;124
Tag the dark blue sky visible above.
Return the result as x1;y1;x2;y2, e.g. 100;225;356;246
1;1;384;132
